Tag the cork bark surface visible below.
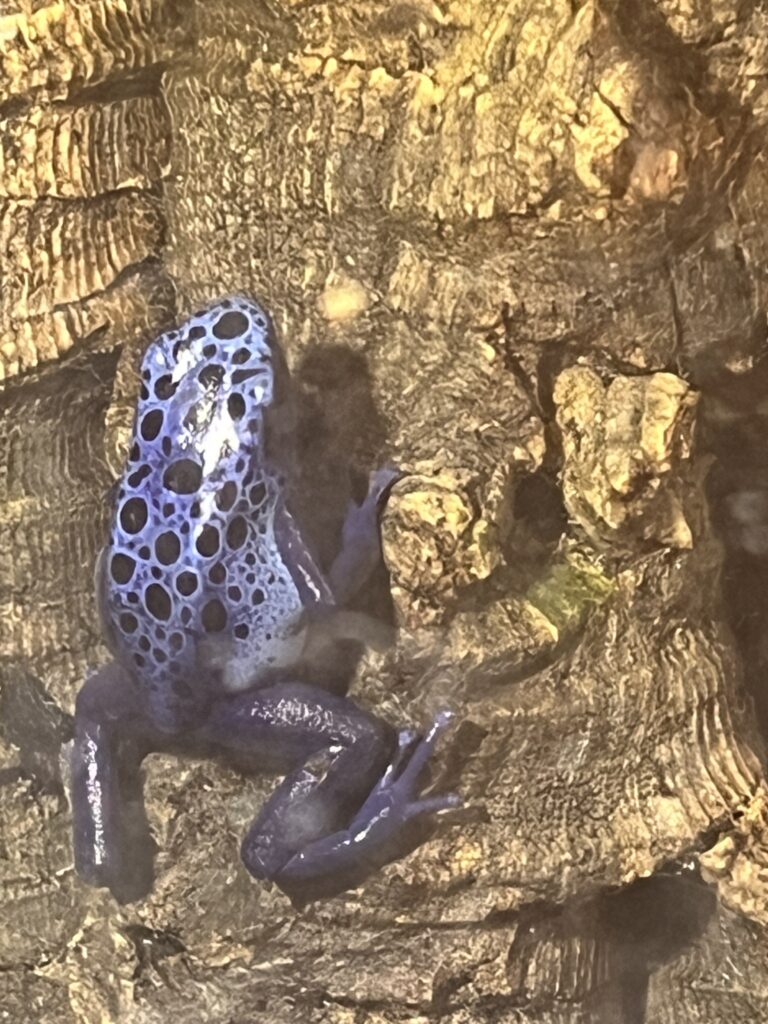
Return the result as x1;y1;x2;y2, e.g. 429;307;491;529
3;1;768;1021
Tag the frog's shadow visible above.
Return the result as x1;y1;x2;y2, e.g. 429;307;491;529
290;343;398;693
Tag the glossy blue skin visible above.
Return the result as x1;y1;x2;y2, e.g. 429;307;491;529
71;297;460;906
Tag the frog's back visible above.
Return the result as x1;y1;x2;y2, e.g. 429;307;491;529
102;297;308;732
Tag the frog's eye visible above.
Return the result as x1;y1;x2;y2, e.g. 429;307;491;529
213;311;249;339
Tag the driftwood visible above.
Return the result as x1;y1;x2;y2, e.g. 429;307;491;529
2;1;768;1021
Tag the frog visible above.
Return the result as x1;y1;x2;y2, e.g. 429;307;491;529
70;295;461;906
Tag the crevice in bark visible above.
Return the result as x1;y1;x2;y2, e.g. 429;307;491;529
124;924;186;984
497;867;717;1023
700;367;768;735
598;869;717;1024
64;63;170;107
0;668;73;796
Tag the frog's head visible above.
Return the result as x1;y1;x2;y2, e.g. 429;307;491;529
136;296;290;481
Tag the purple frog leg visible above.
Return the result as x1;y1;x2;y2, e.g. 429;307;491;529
70;663;160;901
72;670;460;905
326;466;404;605
267;710;461;904
198;688;460;904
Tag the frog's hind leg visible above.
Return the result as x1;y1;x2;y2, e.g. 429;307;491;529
70;663;159;902
199;683;460;905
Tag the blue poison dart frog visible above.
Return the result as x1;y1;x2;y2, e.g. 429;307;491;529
70;296;461;906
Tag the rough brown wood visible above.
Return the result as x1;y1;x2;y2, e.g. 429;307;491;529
3;2;768;1022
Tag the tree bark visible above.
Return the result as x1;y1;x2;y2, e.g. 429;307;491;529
2;1;768;1021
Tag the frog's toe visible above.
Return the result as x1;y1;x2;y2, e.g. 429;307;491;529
371;726;419;791
403;790;463;820
348;709;462;830
367;465;407;505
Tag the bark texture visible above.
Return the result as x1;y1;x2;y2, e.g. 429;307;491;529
2;1;768;1022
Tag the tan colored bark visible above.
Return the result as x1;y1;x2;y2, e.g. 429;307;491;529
3;1;768;1022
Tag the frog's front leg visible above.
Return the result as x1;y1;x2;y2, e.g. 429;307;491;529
327;466;403;605
70;663;159;902
198;683;460;905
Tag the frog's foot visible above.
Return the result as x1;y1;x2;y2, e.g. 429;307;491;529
273;710;461;905
327;465;406;605
198;685;460;905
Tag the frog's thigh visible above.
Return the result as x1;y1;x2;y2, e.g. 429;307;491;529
70;663;157;901
198;682;397;877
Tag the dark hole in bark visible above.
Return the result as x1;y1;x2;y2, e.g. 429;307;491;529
513;470;568;544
